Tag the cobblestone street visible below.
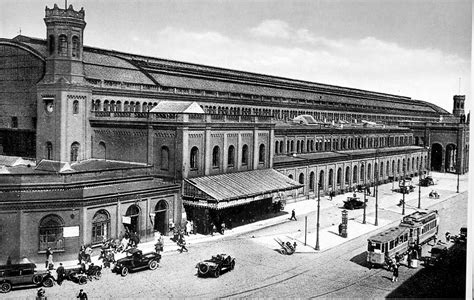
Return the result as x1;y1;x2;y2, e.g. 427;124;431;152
5;173;468;299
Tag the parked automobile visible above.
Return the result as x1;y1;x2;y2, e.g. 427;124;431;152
343;197;366;210
0;260;54;293
113;248;161;277
419;176;435;187
426;244;448;267
196;254;235;278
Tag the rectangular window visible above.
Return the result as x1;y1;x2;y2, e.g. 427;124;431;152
11;116;18;128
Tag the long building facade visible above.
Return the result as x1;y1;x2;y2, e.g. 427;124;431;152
0;4;469;261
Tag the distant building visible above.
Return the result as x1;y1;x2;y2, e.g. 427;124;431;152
0;4;468;261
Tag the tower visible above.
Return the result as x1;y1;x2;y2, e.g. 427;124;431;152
453;95;465;118
36;4;92;163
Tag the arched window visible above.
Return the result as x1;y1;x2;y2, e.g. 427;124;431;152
143;102;148;112
70;142;80;162
275;141;279;154
367;164;372;181
380;162;384;178
161;146;169;170
72;36;80;58
95;100;101;111
124;101;130;112
92;210;110;243
259;144;265;163
319;170;324;189
212;146;220;168
242;144;249;165
353;165;358;183
345;166;350;184
360;164;365;183
407;158;410;171
58;34;68;56
291;141;294;152
116;101;122;112
48;35;55;55
328;169;334;187
46;142;53;160
412;158;415;171
73;100;79;114
309;172;315;192
397;159;401;174
392;160;395;175
337;168;342;185
98;141;106;160
280;142;283;154
416;157;419;170
297;141;300;153
110;101;116;112
228;145;235;167
402;159;406;173
39;214;64;251
190;147;199;170
299;173;304;184
103;100;110;112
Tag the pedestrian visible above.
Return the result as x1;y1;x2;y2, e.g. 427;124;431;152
77;289;88;300
445;232;451;242
56;263;65;285
211;223;216;236
290;209;297;221
190;220;195;234
177;236;188;253
45;247;53;269
154;231;163;254
391;264;399;282
36;288;47;300
220;221;226;235
338;223;343;236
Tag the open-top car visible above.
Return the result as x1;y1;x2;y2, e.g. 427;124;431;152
196;254;235;278
0;259;55;293
113;248;161;277
419;176;435;187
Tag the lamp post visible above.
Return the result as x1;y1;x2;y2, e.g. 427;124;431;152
315;183;321;251
456;128;460;193
362;188;367;224
418;159;422;209
375;149;379;226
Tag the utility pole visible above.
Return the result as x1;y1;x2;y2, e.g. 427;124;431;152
315;183;320;251
363;188;367;224
418;159;422;209
375;149;379;226
456;127;460;193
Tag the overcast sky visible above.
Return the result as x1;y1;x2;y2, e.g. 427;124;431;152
1;0;471;112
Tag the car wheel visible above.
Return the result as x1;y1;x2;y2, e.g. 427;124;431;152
79;276;88;285
213;268;220;278
149;260;159;270
32;274;43;285
230;260;235;270
42;277;54;288
198;264;209;275
121;267;129;277
1;282;12;293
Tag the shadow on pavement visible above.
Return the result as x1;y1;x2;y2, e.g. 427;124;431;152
349;251;371;268
386;242;466;298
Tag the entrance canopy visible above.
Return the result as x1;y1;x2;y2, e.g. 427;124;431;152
183;169;303;210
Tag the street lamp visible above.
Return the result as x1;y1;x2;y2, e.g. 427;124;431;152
315;182;321;251
362;188;367;224
375;149;379;226
418;159;422;209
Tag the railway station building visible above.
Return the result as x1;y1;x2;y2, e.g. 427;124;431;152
0;4;469;261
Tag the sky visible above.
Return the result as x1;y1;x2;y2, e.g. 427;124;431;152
0;0;471;112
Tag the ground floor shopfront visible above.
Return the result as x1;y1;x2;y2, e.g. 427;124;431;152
182;168;302;234
0;167;180;263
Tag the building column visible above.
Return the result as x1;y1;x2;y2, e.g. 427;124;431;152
204;126;211;175
269;127;274;168
253;126;259;170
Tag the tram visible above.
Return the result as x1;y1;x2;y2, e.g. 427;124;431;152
367;210;439;268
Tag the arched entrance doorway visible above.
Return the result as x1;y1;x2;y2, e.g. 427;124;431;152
319;170;324;190
125;205;140;234
154;200;169;235
445;144;457;173
431;143;443;172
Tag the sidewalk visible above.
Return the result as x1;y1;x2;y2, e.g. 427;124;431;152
44;172;467;269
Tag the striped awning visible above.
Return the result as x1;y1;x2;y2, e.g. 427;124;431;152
183;169;303;210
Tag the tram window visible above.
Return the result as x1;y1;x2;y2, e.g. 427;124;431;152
404;233;408;241
394;238;398;247
389;241;394;249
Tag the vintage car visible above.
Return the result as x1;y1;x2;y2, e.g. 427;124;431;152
0;260;54;293
196;254;235;278
113;248;161;277
343;197;366;210
426;244;448;267
419;176;435;187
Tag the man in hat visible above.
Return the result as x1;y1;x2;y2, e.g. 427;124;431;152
56;263;65;285
36;288;46;300
77;289;88;300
